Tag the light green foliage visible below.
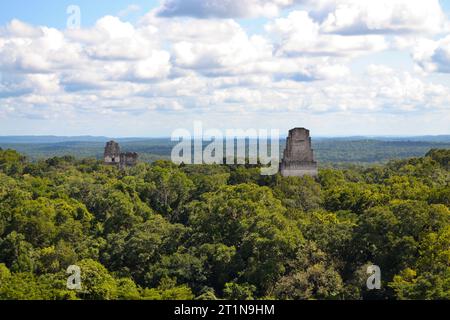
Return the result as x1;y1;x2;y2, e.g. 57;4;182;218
188;184;303;292
102;214;186;284
140;163;194;223
141;278;194;300
273;175;322;212
223;282;256;300
390;225;450;299
274;242;344;300
0;232;35;272
0;149;25;176
116;278;141;300
426;149;450;170
297;210;356;262
0;269;76;300
76;259;118;300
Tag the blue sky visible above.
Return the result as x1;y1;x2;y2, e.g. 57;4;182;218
4;0;449;29
0;0;450;137
0;1;158;27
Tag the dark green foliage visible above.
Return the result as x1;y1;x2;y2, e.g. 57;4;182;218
0;148;449;300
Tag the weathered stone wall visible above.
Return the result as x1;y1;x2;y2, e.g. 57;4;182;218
279;167;319;177
280;128;318;177
104;155;119;164
104;141;121;165
120;152;138;168
104;141;138;167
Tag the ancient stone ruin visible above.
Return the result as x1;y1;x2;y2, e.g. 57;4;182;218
280;128;318;177
104;141;138;168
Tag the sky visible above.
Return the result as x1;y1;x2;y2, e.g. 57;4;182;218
0;0;450;137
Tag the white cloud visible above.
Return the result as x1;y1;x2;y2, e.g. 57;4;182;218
0;15;176;110
141;14;350;81
319;0;447;35
366;64;394;77
412;35;450;73
155;0;448;37
1;3;450;135
267;11;387;58
79;16;160;61
172;33;272;72
127;51;172;81
1;19;43;38
0;25;80;75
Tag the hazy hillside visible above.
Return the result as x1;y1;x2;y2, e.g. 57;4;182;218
1;136;449;165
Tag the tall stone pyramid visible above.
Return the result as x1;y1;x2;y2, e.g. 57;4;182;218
104;141;121;165
104;141;138;168
280;128;318;177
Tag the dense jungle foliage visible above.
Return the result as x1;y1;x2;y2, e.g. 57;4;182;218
0;148;449;300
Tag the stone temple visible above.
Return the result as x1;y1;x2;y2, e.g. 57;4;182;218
104;141;138;168
280;128;318;177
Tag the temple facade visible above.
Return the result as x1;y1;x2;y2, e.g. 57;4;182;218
104;141;138;168
280;128;318;177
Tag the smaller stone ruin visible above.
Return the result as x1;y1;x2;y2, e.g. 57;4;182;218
120;152;139;168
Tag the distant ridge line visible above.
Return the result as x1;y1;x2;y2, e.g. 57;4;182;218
0;135;450;144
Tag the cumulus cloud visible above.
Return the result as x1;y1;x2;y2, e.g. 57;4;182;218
0;25;74;74
172;31;272;74
0;15;176;118
412;36;450;73
155;0;448;37
140;14;350;81
0;1;449;134
319;0;447;35
0;19;44;38
266;11;387;58
68;16;161;61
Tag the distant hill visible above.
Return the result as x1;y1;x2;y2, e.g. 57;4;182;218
0;136;109;144
314;135;450;143
0;135;449;165
0;136;156;144
1;135;450;144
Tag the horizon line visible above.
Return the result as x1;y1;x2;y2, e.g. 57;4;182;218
1;134;450;139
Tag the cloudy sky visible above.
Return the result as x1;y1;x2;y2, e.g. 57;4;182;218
0;0;450;137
